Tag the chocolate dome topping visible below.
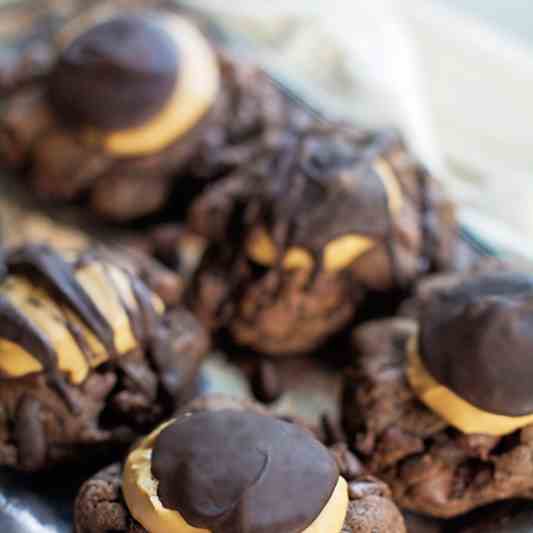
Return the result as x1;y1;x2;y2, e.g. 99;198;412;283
49;14;178;131
151;409;339;533
419;272;533;416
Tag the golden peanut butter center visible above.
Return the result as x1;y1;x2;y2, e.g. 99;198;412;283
406;335;533;436
123;420;349;533
246;226;375;273
0;259;163;383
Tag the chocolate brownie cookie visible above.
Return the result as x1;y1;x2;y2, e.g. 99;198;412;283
190;124;456;356
403;512;446;533
451;500;533;532
0;0;307;221
74;395;405;532
0;243;209;471
342;271;533;517
118;224;207;308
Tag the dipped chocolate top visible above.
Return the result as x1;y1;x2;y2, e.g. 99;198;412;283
0;244;163;409
245;127;406;276
48;10;219;156
407;272;533;436
123;409;349;533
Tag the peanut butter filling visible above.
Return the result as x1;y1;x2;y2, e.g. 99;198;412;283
246;226;375;272
406;335;533;436
123;420;349;533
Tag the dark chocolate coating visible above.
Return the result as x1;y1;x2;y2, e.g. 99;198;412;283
419;272;533;416
48;14;178;131
152;409;339;533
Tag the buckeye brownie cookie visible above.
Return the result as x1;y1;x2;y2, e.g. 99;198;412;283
342;271;533;517
452;500;533;532
190;124;456;356
0;243;208;471
0;0;307;221
74;395;406;532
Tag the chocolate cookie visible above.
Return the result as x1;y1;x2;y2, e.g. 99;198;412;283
74;395;406;532
118;224;207;308
451;500;533;532
0;0;307;221
0;243;209;471
342;271;533;517
190;124;456;356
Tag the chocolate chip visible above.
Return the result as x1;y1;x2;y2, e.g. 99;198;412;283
250;359;283;404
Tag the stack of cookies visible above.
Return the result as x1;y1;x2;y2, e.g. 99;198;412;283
0;1;529;532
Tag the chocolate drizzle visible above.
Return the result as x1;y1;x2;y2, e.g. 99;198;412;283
48;14;179;131
0;248;6;282
258;127;406;283
0;295;60;378
261;128;393;265
416;166;434;276
213;126;406;319
0;244;159;413
0;294;79;411
7;245;116;357
152;409;339;533
419;272;533;416
128;273;160;347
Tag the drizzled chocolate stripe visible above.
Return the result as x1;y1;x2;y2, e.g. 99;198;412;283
127;272;181;399
126;271;159;345
0;295;58;376
0;292;81;410
271;128;399;251
7;245;116;356
0;248;6;282
416;166;434;276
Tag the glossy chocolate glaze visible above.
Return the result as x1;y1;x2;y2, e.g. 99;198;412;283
152;409;339;533
48;14;178;131
419;272;533;416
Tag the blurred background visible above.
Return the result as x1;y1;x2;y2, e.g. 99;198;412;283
1;0;532;256
182;0;533;259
